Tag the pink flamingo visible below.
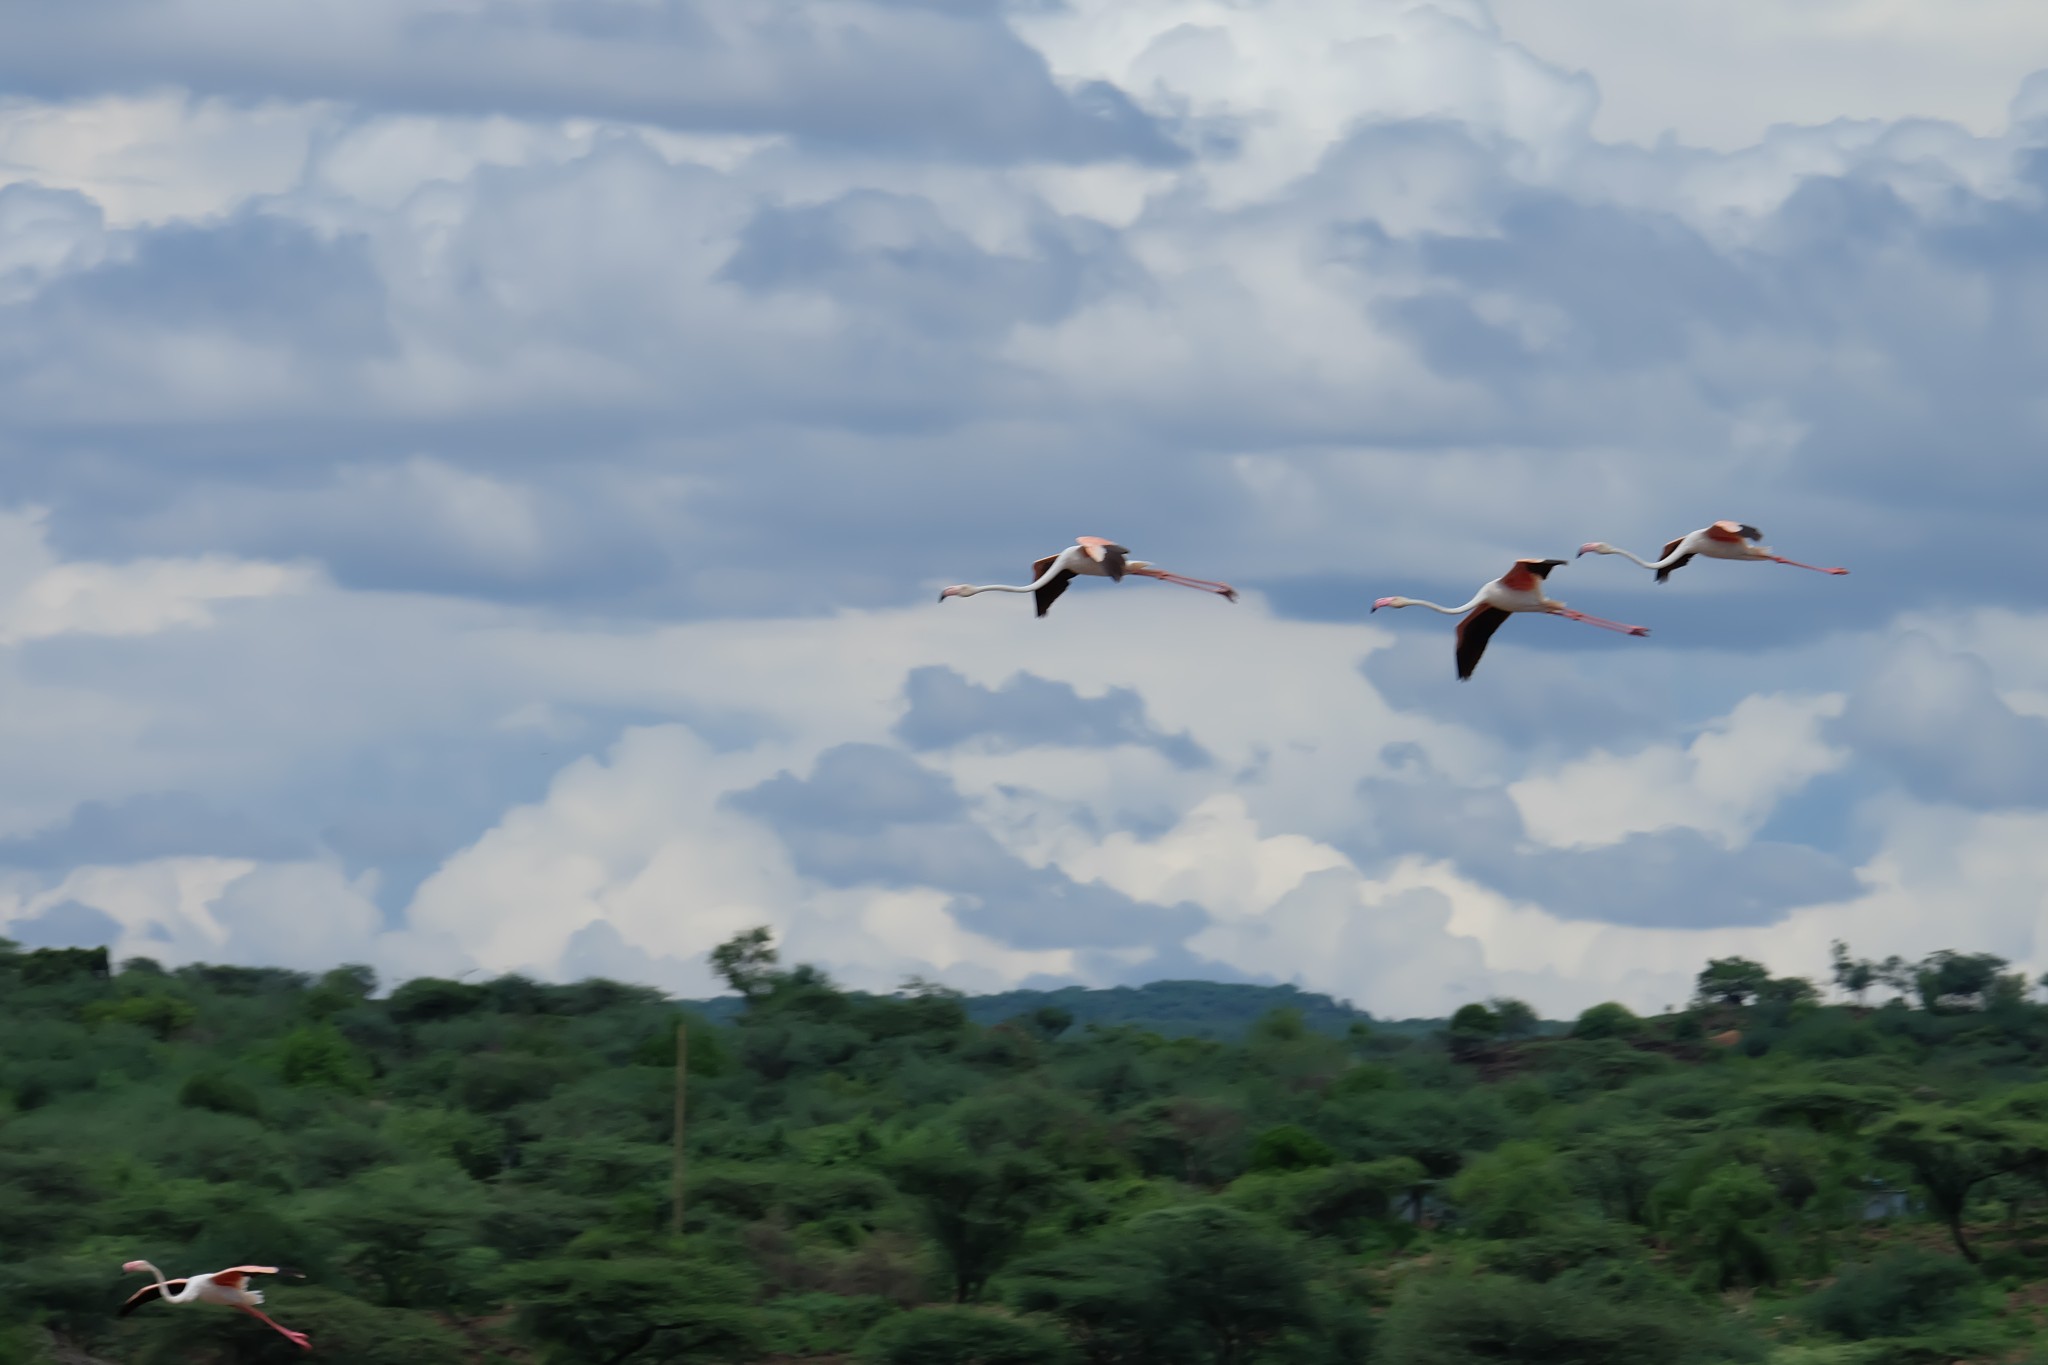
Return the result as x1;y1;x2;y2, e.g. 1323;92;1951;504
939;536;1238;617
1372;557;1649;680
119;1261;311;1351
1577;521;1849;581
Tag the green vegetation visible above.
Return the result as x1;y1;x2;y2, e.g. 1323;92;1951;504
6;930;2048;1363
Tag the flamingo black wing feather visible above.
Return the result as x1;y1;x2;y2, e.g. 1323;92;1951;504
1454;606;1510;680
1654;538;1692;583
118;1281;182;1317
1035;570;1076;618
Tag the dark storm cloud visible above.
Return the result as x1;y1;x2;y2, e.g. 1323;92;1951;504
0;792;307;869
895;665;1209;767
726;743;1204;948
0;0;1184;165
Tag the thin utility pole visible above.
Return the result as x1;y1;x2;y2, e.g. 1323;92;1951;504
671;1020;688;1237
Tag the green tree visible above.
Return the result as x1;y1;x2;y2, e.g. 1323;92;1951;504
1377;1273;1756;1365
1829;940;1876;1004
1488;998;1539;1040
1870;1105;2048;1262
1913;950;2010;1013
1451;1141;1575;1239
1570;1002;1639;1041
1667;1164;1780;1289
886;1141;1057;1302
502;1255;762;1365
855;1306;1076;1365
710;925;782;1000
1694;957;1770;1008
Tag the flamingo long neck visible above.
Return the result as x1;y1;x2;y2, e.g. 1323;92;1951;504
1404;594;1487;616
1605;545;1674;571
962;561;1072;596
136;1262;191;1303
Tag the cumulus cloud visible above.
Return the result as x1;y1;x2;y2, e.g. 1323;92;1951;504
0;0;1183;164
1839;632;2048;808
2;0;2048;1015
895;665;1208;767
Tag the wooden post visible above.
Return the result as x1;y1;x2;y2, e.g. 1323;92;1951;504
671;1020;688;1237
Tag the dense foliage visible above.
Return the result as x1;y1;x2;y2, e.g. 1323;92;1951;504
6;933;2048;1364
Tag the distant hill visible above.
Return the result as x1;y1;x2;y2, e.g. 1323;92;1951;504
680;978;1448;1041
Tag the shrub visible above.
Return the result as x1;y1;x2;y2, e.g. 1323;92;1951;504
1247;1124;1338;1173
855;1306;1076;1365
178;1069;264;1119
1571;1003;1640;1041
1802;1247;1979;1341
1378;1273;1760;1365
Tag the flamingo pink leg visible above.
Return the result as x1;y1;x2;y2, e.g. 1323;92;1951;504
1553;608;1651;637
1154;573;1237;598
1769;556;1849;575
237;1305;311;1351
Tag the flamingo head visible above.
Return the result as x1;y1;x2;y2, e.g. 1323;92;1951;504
937;585;975;602
1576;542;1612;557
1371;596;1404;612
122;1261;152;1274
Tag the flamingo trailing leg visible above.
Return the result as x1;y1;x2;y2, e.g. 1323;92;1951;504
1371;557;1650;680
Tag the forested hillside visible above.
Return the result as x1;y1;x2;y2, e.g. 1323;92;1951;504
5;932;2048;1365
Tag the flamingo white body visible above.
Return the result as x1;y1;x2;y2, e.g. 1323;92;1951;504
119;1261;310;1351
1577;521;1849;582
939;536;1238;617
1372;557;1650;680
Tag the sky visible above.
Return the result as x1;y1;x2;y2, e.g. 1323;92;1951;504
2;0;2047;1019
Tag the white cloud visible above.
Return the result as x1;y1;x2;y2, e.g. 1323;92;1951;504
1509;691;1847;850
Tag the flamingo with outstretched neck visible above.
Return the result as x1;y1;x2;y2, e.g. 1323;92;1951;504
1372;557;1650;680
939;536;1238;617
1577;521;1848;582
118;1261;310;1351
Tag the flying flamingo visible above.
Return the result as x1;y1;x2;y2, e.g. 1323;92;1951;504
1576;521;1849;582
939;536;1238;617
1372;558;1650;680
118;1261;310;1351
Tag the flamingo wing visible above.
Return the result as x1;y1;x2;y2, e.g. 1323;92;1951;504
1035;569;1077;618
210;1267;284;1290
118;1280;185;1316
1076;536;1129;580
1653;537;1692;583
1455;605;1511;680
1705;521;1749;543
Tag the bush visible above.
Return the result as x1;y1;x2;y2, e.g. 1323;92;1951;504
1247;1124;1338;1173
1378;1273;1760;1365
1571;1003;1640;1041
1802;1248;1979;1341
178;1069;265;1119
854;1306;1076;1365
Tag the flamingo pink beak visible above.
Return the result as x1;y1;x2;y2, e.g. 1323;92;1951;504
1371;597;1396;612
1576;543;1601;557
122;1261;148;1273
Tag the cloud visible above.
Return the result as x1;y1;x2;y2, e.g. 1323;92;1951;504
1839;632;2048;808
4;898;122;948
1509;692;1847;850
728;742;1205;950
0;792;306;869
0;0;1183;164
895;665;1208;767
5;0;2048;1017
